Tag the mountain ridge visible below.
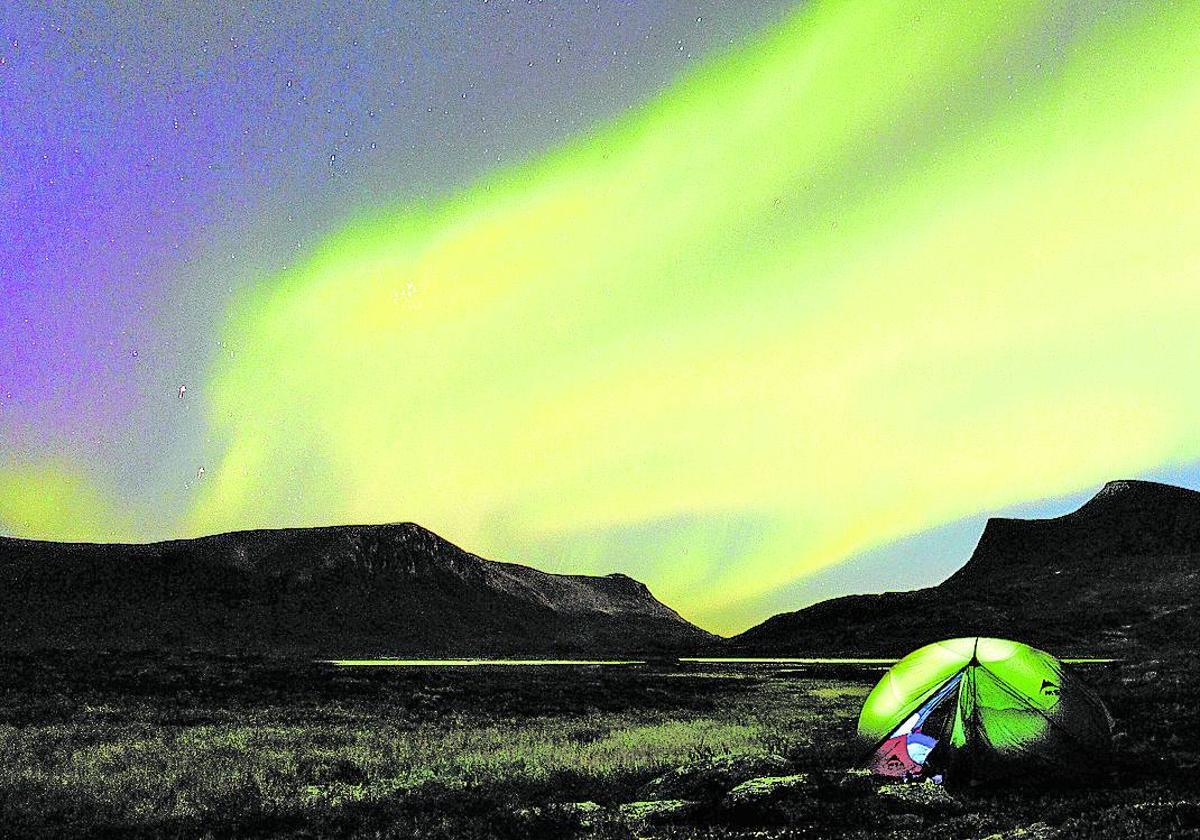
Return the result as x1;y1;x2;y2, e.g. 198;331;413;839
730;479;1200;656
6;478;1197;658
0;521;714;656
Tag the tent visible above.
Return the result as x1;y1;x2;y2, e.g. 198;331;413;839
857;637;1113;784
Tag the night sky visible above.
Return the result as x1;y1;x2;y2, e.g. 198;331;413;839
3;1;1200;634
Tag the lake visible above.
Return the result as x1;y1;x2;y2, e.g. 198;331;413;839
324;656;1117;668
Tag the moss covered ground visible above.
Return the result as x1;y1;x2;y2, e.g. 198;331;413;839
0;654;1194;838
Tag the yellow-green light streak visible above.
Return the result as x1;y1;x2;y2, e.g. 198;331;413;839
0;462;144;543
174;1;1200;633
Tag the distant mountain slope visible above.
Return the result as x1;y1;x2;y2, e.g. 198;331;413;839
730;480;1200;656
0;523;714;655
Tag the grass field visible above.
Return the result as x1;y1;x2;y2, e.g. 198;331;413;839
0;653;1196;838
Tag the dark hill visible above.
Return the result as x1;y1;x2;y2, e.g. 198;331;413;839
0;522;714;656
730;480;1200;656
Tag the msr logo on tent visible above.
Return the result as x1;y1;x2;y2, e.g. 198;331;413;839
1040;679;1060;697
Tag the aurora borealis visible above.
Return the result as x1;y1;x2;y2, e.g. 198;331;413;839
4;2;1200;634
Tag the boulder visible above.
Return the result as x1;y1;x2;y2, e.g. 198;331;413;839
825;768;878;797
618;799;703;825
637;752;792;802
721;773;818;822
515;801;612;834
725;773;812;804
876;780;963;818
548;801;603;830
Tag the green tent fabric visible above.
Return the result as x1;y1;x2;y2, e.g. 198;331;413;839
858;637;1113;783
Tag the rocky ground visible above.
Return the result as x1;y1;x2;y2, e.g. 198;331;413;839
507;657;1200;839
519;753;1199;838
0;654;1195;838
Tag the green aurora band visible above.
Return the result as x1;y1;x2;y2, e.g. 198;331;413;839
10;1;1200;633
